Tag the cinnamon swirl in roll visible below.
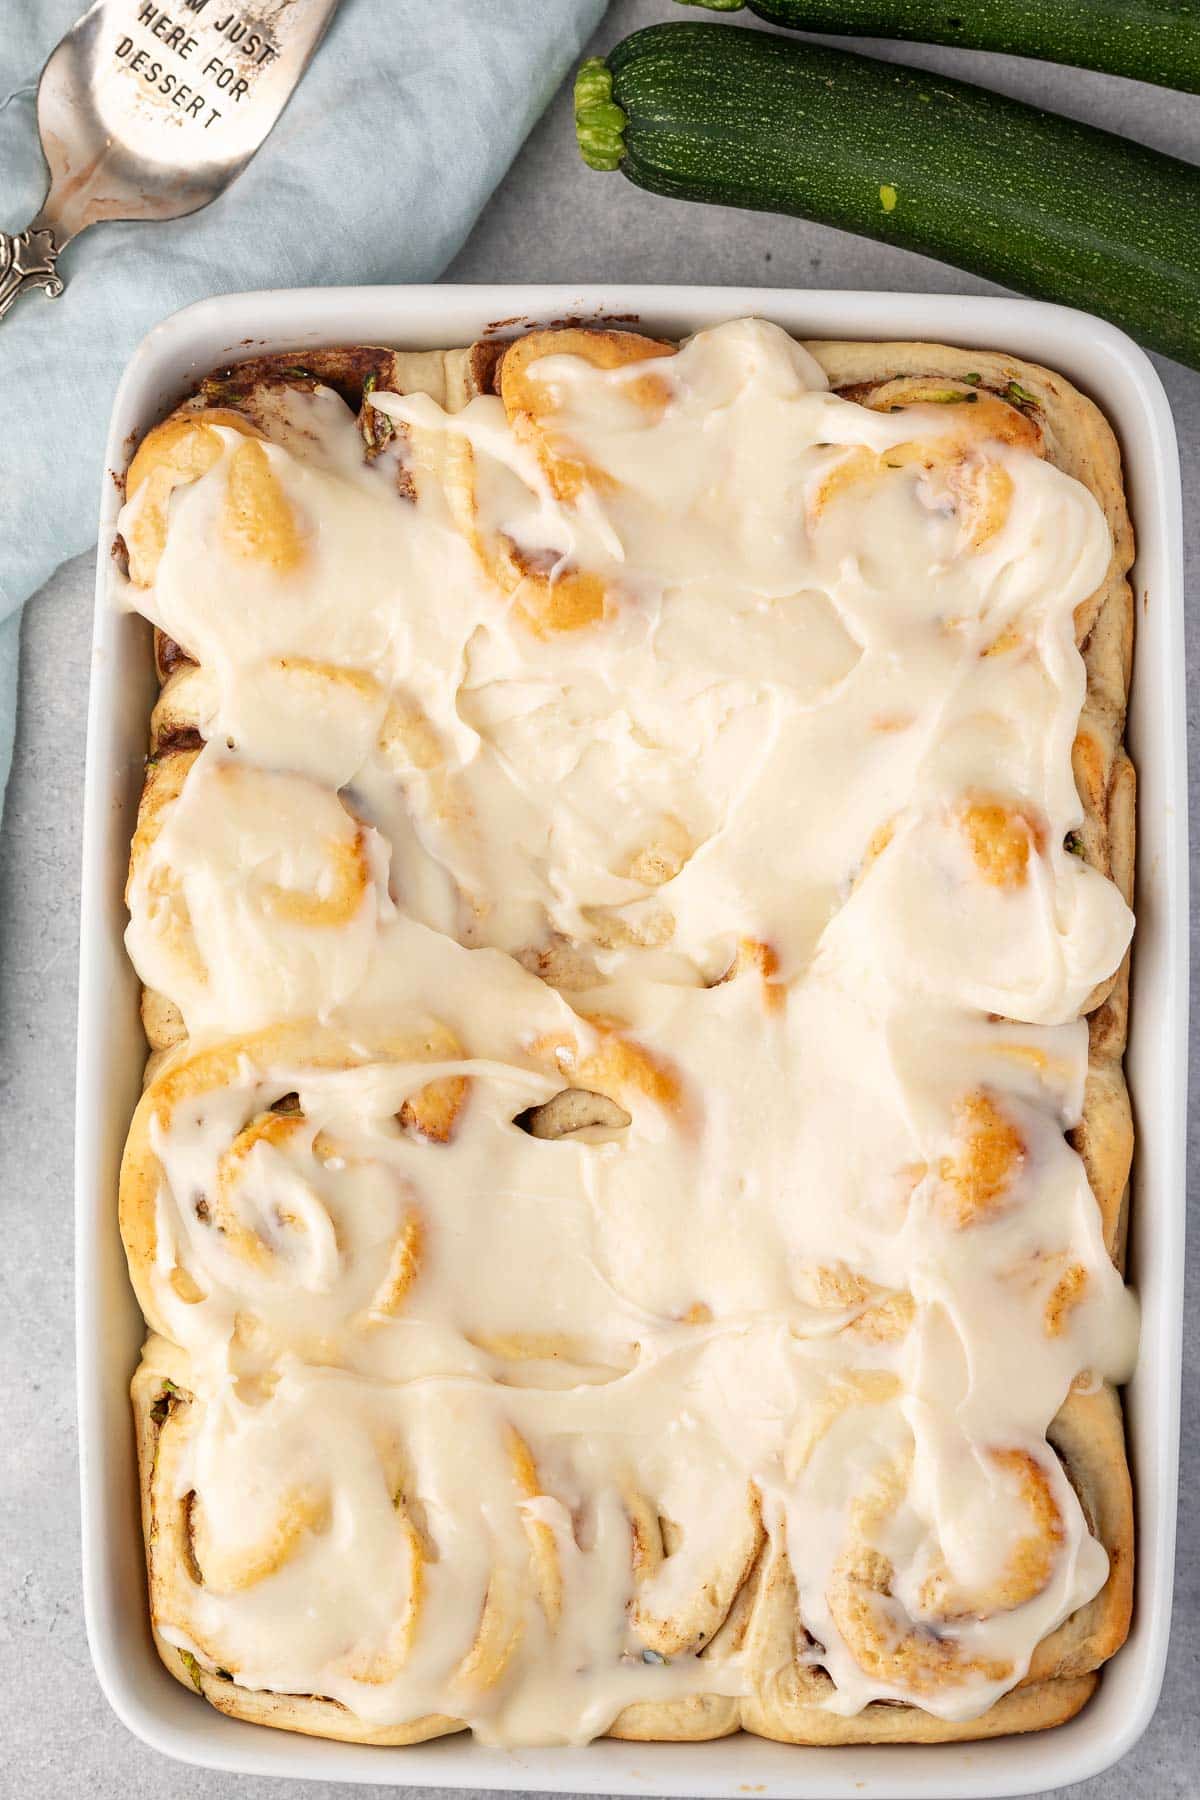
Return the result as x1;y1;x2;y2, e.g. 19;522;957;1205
115;317;1138;1748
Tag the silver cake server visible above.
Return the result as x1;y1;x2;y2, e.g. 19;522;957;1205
1;0;340;323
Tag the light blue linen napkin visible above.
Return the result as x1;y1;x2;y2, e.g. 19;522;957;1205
0;0;605;803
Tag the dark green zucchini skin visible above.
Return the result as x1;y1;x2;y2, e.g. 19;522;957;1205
678;0;1200;95
601;23;1200;367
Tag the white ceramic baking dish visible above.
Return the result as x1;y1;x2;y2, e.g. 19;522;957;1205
75;285;1186;1797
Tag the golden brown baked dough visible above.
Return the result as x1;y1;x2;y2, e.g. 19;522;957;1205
118;321;1136;1748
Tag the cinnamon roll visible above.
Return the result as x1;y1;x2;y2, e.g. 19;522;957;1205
114;318;1138;1748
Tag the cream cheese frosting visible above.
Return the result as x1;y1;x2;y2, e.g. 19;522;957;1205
119;318;1136;1742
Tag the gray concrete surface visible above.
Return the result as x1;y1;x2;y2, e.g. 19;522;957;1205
1;1;1196;1793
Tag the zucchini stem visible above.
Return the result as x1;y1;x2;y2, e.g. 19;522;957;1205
575;58;627;171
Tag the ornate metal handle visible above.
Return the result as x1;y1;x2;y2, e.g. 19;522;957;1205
0;223;66;322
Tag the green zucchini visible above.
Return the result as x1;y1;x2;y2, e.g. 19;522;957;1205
675;0;1200;95
574;24;1200;368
